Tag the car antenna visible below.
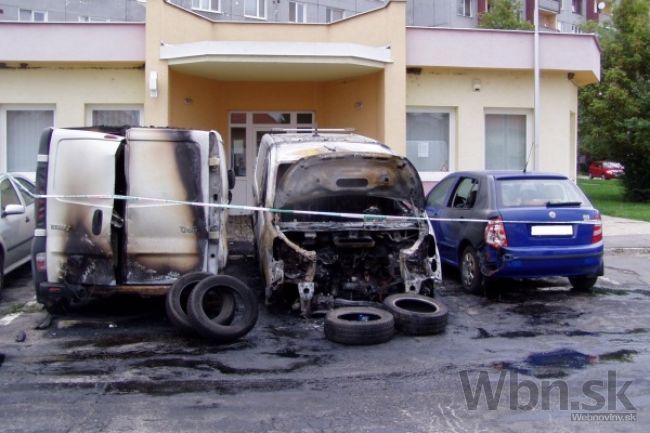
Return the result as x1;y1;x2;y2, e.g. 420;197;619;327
523;140;535;173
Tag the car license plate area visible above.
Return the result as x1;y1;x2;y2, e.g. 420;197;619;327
531;225;573;236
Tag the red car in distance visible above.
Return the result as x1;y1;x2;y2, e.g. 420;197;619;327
588;161;625;180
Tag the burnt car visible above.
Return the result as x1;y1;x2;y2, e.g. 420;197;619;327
251;130;442;316
32;127;237;314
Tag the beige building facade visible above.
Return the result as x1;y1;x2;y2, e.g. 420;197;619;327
0;0;600;198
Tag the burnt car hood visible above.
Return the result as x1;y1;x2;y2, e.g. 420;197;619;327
273;153;425;210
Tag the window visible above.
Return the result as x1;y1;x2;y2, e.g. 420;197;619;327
457;0;472;17
19;9;47;22
1;107;54;172
192;0;221;13
485;113;528;170
14;178;36;206
497;178;585;208
0;179;21;210
86;105;143;127
231;127;246;177
406;109;455;181
244;0;266;19
289;2;308;23
426;176;457;209
572;0;583;14
450;177;479;209
78;16;109;22
326;8;344;23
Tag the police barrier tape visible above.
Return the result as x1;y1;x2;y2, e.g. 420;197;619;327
13;179;601;226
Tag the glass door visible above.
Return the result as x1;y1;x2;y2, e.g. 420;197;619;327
228;112;315;214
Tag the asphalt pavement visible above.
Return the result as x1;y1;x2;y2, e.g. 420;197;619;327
1;215;649;433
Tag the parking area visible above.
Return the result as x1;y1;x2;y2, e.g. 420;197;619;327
1;226;649;432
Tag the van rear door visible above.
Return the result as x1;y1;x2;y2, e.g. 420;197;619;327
46;129;121;285
124;128;209;284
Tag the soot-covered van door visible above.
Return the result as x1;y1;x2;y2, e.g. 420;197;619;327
124;128;209;284
46;129;121;285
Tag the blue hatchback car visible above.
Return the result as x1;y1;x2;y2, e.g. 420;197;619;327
424;171;604;293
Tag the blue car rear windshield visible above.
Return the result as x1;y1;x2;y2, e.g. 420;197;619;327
497;178;587;208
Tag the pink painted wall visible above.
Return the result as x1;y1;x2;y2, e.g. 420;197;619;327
406;27;600;84
0;23;145;63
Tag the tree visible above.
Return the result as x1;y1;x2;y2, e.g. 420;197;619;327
579;0;650;200
479;0;534;31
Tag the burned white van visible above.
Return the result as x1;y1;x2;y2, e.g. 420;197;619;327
252;131;442;316
31;127;234;314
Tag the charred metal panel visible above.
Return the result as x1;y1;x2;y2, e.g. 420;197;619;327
124;128;209;284
273;154;425;210
207;130;229;274
45;129;121;285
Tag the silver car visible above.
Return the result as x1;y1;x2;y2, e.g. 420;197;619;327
0;173;36;294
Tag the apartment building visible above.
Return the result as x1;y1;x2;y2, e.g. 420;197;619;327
0;0;600;206
0;0;604;31
0;0;146;22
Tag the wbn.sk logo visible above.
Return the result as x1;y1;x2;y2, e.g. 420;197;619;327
459;370;636;417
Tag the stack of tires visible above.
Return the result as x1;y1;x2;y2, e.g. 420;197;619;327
324;293;448;345
165;272;258;342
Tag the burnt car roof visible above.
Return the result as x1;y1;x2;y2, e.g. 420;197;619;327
450;170;570;181
262;132;394;163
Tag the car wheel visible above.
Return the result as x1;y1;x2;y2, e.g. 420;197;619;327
460;246;483;294
569;276;598;292
187;275;258;342
383;293;448;335
166;272;235;332
44;298;70;315
324;307;394;345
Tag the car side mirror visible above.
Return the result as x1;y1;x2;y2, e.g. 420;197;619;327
2;204;26;218
227;169;236;190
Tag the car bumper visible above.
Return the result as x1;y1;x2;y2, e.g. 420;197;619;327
485;243;604;278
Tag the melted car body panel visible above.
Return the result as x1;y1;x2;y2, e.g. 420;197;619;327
46;129;121;285
38;127;230;297
125;128;210;284
273;153;425;210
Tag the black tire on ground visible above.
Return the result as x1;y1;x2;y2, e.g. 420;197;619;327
187;275;258;342
324;307;394;345
569;276;598;292
166;272;236;332
383;293;448;335
460;245;483;294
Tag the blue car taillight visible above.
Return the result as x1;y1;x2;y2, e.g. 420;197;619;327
485;217;508;250
592;213;603;243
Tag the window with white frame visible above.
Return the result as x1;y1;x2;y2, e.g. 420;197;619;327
86;105;143;128
1;106;54;172
192;0;221;13
244;0;266;19
485;112;530;170
19;9;48;22
289;2;308;23
78;16;109;22
326;7;344;23
457;0;471;17
406;109;455;181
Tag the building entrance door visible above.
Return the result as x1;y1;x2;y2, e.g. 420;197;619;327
229;112;315;214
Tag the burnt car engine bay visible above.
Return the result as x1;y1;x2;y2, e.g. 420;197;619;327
272;196;438;308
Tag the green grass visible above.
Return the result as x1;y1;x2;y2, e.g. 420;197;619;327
578;179;650;222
